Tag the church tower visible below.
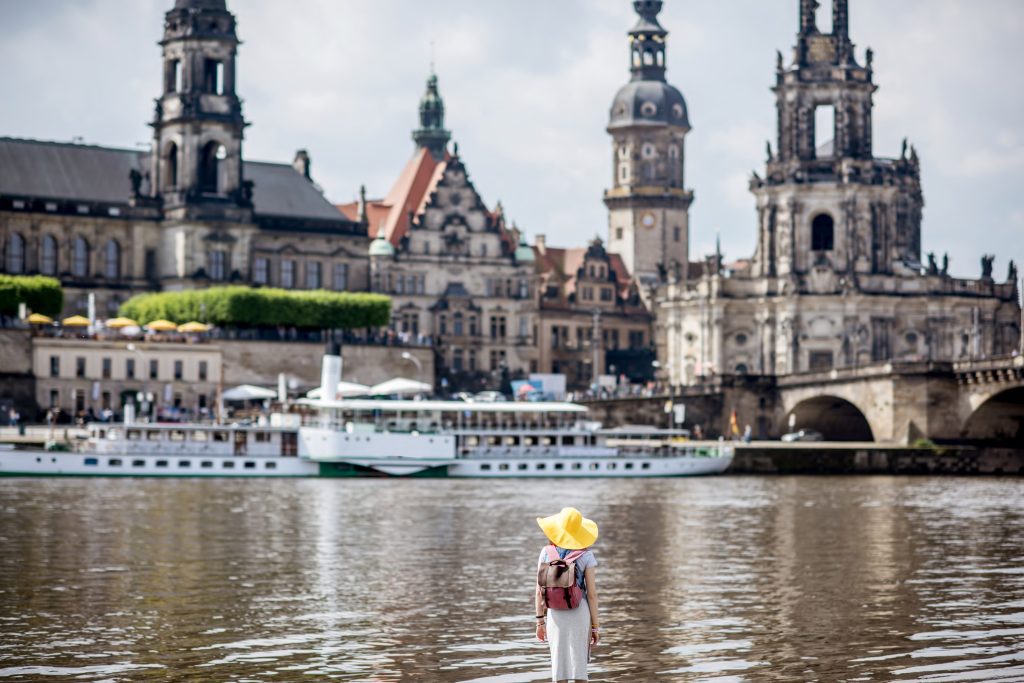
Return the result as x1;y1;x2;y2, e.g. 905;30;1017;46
604;0;693;285
150;0;250;219
750;0;923;281
412;70;451;160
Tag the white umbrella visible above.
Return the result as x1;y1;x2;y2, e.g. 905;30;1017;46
222;384;278;401
369;377;432;396
306;381;371;399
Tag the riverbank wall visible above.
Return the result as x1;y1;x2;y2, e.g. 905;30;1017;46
728;442;1024;475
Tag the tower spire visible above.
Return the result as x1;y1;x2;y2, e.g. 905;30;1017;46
628;1;668;82
412;68;451;160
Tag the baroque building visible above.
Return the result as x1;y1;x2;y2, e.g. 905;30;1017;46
605;0;693;286
349;72;538;391
0;0;368;318
657;0;1021;385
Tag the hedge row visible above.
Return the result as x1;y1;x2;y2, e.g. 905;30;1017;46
119;286;391;329
0;275;63;316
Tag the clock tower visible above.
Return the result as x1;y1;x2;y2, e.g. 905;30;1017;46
604;0;693;285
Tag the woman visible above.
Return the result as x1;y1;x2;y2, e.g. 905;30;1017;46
535;507;600;683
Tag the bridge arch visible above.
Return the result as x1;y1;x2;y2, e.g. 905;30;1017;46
785;395;875;442
962;386;1024;445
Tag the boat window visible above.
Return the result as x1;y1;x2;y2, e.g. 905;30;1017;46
542;436;555;446
608;462;617;470
127;430;142;441
480;463;492;471
486;436;500;446
147;430;162;441
524;435;537;446
504;436;518;446
108;458;122;466
244;461;256;469
201;461;214;468
179;460;191;467
156;460;168;467
222;461;235;469
554;463;564;470
281;432;298;456
212;431;228;442
517;463;528;471
84;457;98;465
265;461;276;470
170;430;186;442
192;430;208;442
498;463;509;471
465;436;479;447
536;462;546;470
562;436;575;446
255;432;270;443
641;462;651;470
624;462;634;469
572;462;582;470
132;459;145;467
588;462;598;470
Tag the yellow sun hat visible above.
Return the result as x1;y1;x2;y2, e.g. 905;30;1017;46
536;507;598;550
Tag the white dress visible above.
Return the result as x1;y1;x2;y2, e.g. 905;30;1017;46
539;547;596;681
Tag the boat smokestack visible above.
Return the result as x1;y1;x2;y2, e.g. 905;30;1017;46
320;343;342;401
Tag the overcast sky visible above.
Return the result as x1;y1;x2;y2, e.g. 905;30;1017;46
1;0;1022;282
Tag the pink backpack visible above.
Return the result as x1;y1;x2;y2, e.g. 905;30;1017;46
537;544;586;610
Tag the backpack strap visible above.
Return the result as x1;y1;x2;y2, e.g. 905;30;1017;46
564;549;586;563
544;544;559;563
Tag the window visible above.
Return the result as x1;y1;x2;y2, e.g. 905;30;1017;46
265;462;277;470
641;462;650;470
174;360;183;380
102;357;112;379
453;312;464;336
814;104;835;157
735;333;748;346
208;250;227;281
223;461;235;469
332;263;348;291
489;349;507;371
199;142;225;194
244;461;256;469
517;463;529;471
156;460;169;468
165;143;178;190
439;315;447;336
50;356;60;377
201;461;214;469
165;59;182;93
490;315;507;339
149;359;158;379
40;235;57;275
280;260;295;288
132;459;146;467
108;458;122;466
305;261;321;289
179;460;191;468
811;214;834;251
615;227;623;240
735;363;750;374
468;349;477;372
581;287;593;302
84;457;98;466
253;257;269;285
673;226;681;242
204;59;224;94
600;287;613;302
629;330;645;349
480;463;492;471
519;316;529;339
452;348;464;372
5;233;25;273
809;351;834;371
103;240;120;279
123;357;134;379
198;361;208;382
75;357;86;378
619;164;629;183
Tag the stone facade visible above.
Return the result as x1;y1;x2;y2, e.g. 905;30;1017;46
657;0;1022;386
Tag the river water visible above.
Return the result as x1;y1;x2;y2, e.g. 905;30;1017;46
0;476;1022;682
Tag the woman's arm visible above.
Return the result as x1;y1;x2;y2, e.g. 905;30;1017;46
535;569;547;642
584;565;599;644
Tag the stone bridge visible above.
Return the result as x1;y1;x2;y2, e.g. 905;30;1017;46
583;356;1024;445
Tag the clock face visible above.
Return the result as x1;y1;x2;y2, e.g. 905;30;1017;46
641;212;656;228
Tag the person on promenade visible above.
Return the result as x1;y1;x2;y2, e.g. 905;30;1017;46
535;507;600;682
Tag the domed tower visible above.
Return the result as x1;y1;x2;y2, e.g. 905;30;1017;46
150;0;250;219
412;70;451;160
605;0;693;285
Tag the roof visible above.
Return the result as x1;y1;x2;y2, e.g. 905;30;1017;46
0;137;346;223
533;240;640;308
339;147;446;247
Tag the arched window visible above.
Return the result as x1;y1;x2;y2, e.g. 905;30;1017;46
40;235;57;275
165;142;179;190
641;162;655;182
104;240;120;279
811;214;834;251
453;312;464;336
72;236;90;277
199;142;226;194
5;233;25;273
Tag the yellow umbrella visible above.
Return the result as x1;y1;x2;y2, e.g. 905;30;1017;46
26;313;53;324
61;315;90;327
145;319;179;331
106;316;139;329
177;321;210;333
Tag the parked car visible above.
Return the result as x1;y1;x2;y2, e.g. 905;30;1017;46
474;391;506;403
781;429;824;442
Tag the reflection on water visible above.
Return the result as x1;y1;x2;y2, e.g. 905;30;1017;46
0;476;1022;681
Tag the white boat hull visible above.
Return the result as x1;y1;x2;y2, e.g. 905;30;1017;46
0;450;318;477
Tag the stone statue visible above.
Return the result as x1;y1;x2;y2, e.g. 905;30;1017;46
926;252;938;275
765;140;773;161
776;50;783;72
865;47;873;69
981;254;994;280
941;252;949;276
900;138;908;160
1009;259;1018;283
129;168;142;196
